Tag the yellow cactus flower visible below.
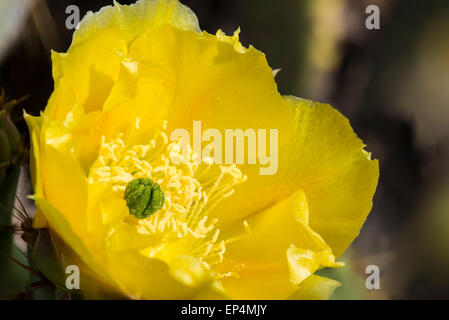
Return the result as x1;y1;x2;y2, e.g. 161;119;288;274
25;0;379;299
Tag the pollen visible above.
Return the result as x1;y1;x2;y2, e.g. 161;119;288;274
88;121;247;269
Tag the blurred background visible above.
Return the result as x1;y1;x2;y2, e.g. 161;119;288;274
0;0;449;299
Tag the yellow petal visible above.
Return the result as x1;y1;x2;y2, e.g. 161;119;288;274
218;190;342;299
289;275;341;300
48;36;126;117
100;55;174;143
50;230;123;299
24;113;42;197
45;0;199;122
100;250;219;299
33;197;114;287
214;97;379;257
283;97;379;257
287;244;341;285
128;26;296;141
73;0;200;45
40;118;88;236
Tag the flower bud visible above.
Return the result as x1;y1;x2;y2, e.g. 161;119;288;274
0;109;20;152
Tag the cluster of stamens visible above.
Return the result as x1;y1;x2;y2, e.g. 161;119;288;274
88;121;246;269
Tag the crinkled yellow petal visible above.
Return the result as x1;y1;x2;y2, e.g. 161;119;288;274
218;190;342;299
45;0;199;122
127;25;296;144
99;54;174;145
213;97;379;257
73;0;200;45
283;97;379;257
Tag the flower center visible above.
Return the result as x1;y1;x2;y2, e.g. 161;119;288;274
88;121;246;269
124;177;165;219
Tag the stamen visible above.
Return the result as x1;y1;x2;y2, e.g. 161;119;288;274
88;121;247;270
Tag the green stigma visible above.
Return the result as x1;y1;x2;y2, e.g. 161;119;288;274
124;178;165;219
